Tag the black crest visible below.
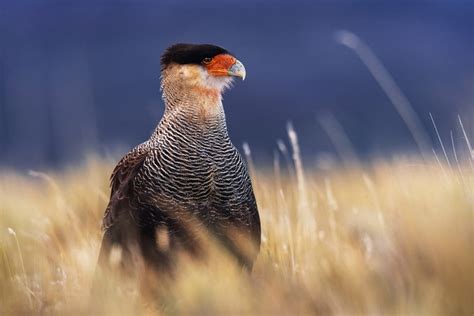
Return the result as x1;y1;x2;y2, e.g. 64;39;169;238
160;43;230;70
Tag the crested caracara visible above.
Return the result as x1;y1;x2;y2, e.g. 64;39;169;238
96;44;261;278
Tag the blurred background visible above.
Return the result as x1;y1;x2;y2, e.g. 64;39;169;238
0;0;472;169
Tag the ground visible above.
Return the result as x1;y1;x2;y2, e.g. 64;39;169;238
1;155;473;315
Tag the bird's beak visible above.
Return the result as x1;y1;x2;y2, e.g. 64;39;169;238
227;59;246;81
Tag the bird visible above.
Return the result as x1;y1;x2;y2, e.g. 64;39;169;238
95;43;261;279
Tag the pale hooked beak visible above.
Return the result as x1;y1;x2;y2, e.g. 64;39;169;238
228;59;246;80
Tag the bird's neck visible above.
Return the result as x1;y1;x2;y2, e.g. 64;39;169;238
163;81;224;120
152;80;229;141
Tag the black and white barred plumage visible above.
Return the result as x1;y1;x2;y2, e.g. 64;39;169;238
96;44;260;276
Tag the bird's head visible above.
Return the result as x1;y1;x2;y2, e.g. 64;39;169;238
160;43;246;94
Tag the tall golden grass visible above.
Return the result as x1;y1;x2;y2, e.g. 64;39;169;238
1;145;473;314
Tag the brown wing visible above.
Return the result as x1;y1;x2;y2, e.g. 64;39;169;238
102;143;149;230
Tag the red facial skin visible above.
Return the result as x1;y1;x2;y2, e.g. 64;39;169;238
204;54;236;77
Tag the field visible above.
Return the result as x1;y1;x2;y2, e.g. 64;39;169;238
1;146;473;314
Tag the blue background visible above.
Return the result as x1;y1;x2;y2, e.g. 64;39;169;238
0;0;472;168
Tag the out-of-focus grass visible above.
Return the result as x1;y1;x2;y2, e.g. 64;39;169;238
0;155;473;315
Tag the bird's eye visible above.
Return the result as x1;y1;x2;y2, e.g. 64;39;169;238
202;57;212;64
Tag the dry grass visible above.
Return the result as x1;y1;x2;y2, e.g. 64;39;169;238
0;154;473;315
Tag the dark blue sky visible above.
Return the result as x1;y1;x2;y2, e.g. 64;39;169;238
0;0;473;168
